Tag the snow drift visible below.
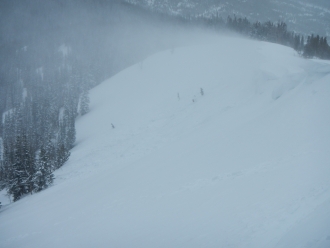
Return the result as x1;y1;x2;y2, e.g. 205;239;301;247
1;36;330;248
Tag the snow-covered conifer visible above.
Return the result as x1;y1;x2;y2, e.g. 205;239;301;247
32;147;54;193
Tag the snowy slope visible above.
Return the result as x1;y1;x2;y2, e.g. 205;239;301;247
1;36;330;248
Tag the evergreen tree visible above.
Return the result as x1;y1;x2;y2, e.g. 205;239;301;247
79;90;90;116
7;135;34;201
32;147;54;193
56;144;70;169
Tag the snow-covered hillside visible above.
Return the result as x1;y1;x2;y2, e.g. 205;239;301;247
1;36;330;248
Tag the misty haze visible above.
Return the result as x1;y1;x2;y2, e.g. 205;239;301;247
0;0;330;247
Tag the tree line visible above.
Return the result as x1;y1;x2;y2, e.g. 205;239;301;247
188;14;330;59
0;46;93;201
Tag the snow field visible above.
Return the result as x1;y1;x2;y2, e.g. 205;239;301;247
1;36;330;248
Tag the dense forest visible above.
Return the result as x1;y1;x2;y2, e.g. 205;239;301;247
191;14;330;59
0;0;329;202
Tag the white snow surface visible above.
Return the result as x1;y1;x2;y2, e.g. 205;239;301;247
1;36;330;248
